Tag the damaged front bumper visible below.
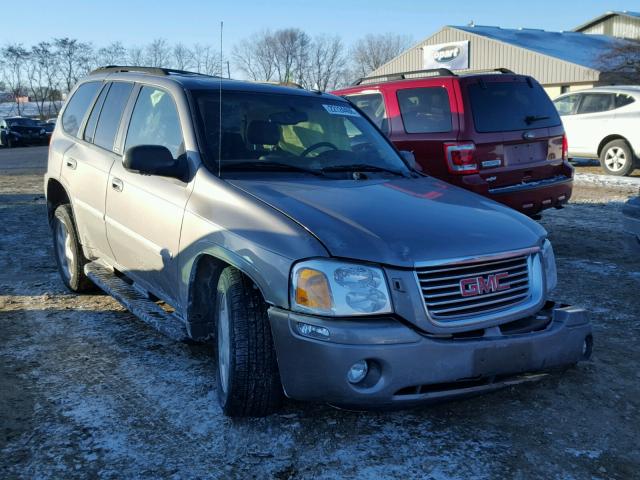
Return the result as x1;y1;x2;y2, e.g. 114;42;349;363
268;302;592;408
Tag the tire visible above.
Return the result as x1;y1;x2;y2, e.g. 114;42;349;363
215;266;283;417
6;135;14;148
600;139;636;176
52;204;94;292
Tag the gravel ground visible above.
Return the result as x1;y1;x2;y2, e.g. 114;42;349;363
1;148;639;479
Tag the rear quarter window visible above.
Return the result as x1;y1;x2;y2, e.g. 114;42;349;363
467;80;561;133
397;87;452;134
61;82;101;137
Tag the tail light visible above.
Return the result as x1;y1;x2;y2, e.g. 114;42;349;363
562;135;569;161
444;142;477;174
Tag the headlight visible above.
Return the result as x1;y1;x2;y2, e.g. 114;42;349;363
290;259;392;316
541;239;557;293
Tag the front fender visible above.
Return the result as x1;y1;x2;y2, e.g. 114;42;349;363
177;168;329;310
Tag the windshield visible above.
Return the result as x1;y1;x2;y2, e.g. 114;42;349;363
467;80;561;133
6;118;38;127
193;90;410;177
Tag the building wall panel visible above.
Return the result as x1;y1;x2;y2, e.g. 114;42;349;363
370;27;600;86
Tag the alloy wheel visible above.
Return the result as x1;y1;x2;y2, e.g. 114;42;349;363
217;293;231;394
54;218;74;283
604;146;628;172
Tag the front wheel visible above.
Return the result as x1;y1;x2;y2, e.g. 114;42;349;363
600;140;636;176
215;267;283;417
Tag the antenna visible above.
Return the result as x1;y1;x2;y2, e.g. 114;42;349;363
218;21;223;177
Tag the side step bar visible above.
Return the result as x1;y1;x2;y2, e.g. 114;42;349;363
85;261;189;342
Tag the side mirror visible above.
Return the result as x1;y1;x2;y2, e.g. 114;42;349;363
123;145;185;179
399;150;417;170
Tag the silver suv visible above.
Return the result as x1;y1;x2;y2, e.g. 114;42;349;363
45;66;592;416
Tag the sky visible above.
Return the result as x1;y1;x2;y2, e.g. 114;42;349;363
4;0;639;49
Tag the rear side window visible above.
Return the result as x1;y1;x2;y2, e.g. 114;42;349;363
347;93;389;134
577;93;614;114
467;80;561;133
553;94;581;116
614;93;635;109
93;82;134;151
397;87;452;133
125;86;183;158
83;85;109;144
61;82;101;137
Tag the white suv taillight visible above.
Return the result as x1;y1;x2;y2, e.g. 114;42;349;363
444;142;477;174
562;134;569;161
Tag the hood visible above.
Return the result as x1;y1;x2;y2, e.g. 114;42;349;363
228;175;546;267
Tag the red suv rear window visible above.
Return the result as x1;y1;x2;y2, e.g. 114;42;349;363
467;80;560;133
397;87;452;134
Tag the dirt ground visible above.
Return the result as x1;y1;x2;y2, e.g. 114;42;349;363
1;149;639;479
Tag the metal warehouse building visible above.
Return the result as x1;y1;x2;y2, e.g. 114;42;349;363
574;10;640;40
366;13;640;98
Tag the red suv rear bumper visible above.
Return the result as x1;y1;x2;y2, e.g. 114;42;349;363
456;162;573;215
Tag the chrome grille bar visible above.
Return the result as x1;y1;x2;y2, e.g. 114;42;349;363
416;253;531;322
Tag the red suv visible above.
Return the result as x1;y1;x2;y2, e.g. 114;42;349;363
333;69;573;216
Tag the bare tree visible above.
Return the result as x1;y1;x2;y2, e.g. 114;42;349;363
146;38;171;67
26;42;60;117
1;43;29;115
97;41;127;67
173;43;193;70
271;28;310;84
305;35;345;91
351;33;412;78
54;37;93;94
597;39;640;83
192;44;225;76
127;46;145;66
233;32;276;81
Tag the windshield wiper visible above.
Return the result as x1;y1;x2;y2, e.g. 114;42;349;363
524;115;550;125
223;161;323;176
321;164;407;177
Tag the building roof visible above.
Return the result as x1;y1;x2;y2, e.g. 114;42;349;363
573;11;640;32
451;25;629;70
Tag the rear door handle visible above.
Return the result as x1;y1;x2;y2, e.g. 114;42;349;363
65;157;77;170
111;177;123;192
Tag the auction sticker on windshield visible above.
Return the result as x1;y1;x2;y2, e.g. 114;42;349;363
323;104;360;117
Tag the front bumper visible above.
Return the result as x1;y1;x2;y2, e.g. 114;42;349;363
269;302;591;407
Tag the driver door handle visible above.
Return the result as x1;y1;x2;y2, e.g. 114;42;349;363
111;177;123;192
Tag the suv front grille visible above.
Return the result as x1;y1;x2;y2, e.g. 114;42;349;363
416;254;531;322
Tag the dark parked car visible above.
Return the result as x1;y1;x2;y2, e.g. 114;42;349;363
333;69;573;216
37;120;56;142
0;117;48;147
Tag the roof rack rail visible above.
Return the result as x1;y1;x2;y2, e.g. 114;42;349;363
354;68;455;86
353;67;516;86
460;68;515;75
257;80;306;89
90;65;219;78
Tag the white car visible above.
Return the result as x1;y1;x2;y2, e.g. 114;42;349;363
553;86;640;176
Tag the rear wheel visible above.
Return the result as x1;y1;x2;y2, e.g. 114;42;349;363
600;140;635;176
52;204;94;292
215;267;283;417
